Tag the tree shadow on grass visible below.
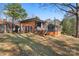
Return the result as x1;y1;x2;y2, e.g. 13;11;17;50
48;38;75;56
2;33;79;56
73;44;79;51
5;34;61;56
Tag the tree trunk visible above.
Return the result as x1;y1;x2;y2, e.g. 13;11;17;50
4;24;7;33
20;23;22;33
12;19;14;32
9;23;12;33
3;19;7;33
75;3;79;38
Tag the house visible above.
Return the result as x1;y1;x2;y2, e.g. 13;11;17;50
20;18;44;33
0;20;4;32
47;19;61;36
0;19;20;33
20;18;61;36
0;18;61;36
0;19;9;33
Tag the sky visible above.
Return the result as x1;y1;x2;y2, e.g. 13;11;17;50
21;3;66;20
0;3;66;21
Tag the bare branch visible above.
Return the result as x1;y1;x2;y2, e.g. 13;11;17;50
55;4;76;15
68;4;76;9
62;4;76;12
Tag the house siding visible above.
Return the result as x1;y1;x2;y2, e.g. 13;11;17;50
20;20;36;33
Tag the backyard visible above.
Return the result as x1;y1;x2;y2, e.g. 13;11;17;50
0;33;79;56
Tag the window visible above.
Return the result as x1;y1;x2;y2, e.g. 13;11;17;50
0;24;4;32
37;22;41;27
48;24;55;32
29;26;32;32
25;26;32;32
25;26;28;32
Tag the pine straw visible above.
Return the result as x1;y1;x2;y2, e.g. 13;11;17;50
0;33;79;56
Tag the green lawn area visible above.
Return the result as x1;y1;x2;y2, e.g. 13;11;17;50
0;33;79;56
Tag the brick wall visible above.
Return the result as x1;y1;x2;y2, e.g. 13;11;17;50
20;20;36;32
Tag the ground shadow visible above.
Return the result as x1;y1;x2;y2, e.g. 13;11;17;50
1;33;79;56
48;37;76;56
4;33;60;56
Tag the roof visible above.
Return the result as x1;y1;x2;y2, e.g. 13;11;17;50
20;18;44;23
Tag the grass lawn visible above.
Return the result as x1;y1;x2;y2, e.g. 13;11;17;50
0;33;79;56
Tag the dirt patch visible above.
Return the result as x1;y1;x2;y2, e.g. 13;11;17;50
0;33;79;56
0;42;20;56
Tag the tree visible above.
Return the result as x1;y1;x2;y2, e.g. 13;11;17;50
55;3;79;38
34;16;40;21
4;3;27;32
62;14;76;36
40;3;79;38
